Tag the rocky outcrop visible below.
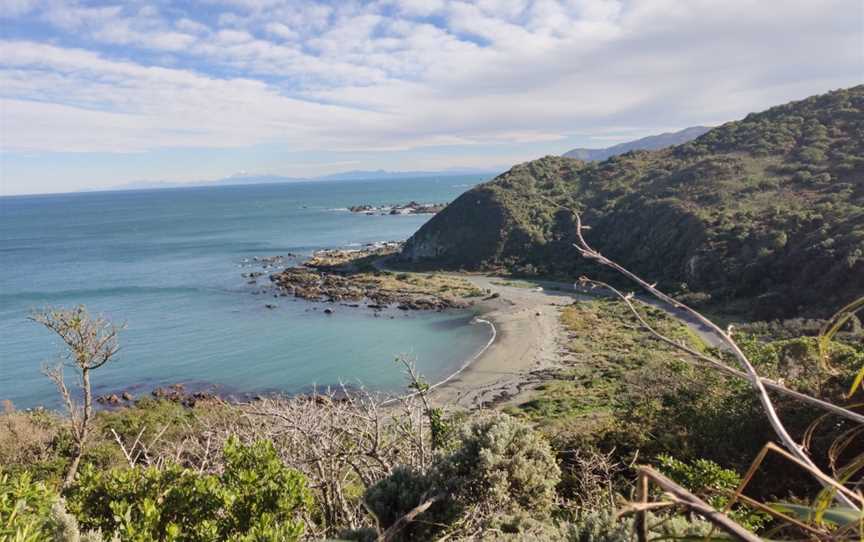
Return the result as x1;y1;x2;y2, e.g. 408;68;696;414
269;245;479;311
269;266;471;310
349;201;447;215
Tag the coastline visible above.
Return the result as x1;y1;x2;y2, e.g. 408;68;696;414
427;276;581;409
425;273;728;410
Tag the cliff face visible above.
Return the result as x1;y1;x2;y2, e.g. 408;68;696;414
402;86;864;318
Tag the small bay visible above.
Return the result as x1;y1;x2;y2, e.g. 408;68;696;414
0;176;491;408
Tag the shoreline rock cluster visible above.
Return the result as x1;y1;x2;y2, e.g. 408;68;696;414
268;244;477;311
348;201;446;215
270;266;470;310
96;383;221;408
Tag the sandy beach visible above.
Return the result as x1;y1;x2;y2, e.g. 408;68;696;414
428;274;727;410
429;276;583;409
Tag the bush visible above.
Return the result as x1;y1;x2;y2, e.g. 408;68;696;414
0;471;108;542
66;437;312;542
434;413;561;517
364;414;560;539
364;466;433;530
0;471;58;541
657;454;769;531
0;402;67;484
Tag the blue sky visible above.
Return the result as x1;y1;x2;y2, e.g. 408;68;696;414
1;0;861;195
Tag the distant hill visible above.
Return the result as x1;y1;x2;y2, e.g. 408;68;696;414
402;87;864;319
316;168;496;181
563;126;712;161
110;169;496;191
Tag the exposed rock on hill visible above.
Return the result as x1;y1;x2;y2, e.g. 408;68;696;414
402;87;864;318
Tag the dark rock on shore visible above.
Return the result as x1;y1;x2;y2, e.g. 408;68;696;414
96;393;122;405
349;201;447;215
151;384;218;407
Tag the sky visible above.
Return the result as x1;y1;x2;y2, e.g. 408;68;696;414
0;0;861;195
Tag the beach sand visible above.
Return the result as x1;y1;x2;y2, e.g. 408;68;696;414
429;276;582;409
428;274;725;410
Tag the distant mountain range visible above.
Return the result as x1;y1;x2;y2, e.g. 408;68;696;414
316;168;495;181
110;168;497;192
562;126;712;161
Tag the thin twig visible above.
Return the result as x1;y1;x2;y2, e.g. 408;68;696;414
548;197;860;509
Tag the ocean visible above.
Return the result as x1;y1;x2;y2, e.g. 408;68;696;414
0;176;493;409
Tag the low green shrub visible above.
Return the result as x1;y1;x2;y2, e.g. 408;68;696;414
65;437;312;542
657;454;769;531
1;471;58;541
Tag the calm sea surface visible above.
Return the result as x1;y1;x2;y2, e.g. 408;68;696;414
0;176;492;408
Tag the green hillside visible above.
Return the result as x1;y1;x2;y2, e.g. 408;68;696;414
401;86;864;318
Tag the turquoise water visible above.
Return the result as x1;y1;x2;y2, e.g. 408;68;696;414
0;176;491;409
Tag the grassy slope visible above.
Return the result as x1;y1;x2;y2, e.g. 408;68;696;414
403;86;864;318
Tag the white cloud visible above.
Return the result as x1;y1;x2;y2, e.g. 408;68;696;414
0;0;861;159
40;3;123;30
175;18;210;35
264;22;298;41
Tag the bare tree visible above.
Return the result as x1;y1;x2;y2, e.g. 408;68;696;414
30;305;124;487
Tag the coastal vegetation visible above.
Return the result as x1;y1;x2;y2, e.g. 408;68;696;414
4;270;861;539
3;87;864;541
402;86;864;320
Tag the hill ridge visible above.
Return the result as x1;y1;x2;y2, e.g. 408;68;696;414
402;86;864;318
563;126;711;161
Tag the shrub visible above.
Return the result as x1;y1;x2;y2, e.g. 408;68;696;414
0;471;58;541
0;471;108;542
66;437;312;541
434;413;561;517
0;402;66;484
364;466;433;529
364;414;560;539
658;454;769;531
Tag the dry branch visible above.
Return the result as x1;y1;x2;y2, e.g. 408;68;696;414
379;493;443;542
556;202;860;510
582;277;864;425
629;466;762;542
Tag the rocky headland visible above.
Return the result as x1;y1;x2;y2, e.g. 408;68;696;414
268;243;484;311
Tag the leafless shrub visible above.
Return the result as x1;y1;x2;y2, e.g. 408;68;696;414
104;387;433;538
0;400;61;471
560;446;623;511
30;305;124;487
